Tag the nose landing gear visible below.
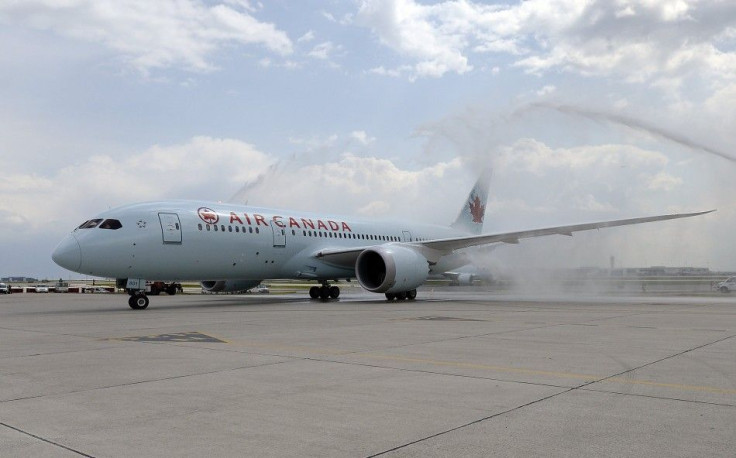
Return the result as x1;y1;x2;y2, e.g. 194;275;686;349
128;292;149;310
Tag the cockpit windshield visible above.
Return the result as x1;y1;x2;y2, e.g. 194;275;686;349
77;219;103;229
76;219;122;230
99;219;122;230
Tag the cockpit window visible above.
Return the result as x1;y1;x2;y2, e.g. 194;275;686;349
77;219;103;229
99;219;122;230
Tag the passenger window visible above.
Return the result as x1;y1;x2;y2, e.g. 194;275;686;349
99;219;122;230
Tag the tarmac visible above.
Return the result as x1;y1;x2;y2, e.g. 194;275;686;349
1;288;734;457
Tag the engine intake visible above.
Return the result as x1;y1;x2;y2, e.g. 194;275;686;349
356;245;429;293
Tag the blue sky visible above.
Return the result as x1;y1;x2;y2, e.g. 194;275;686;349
1;0;734;279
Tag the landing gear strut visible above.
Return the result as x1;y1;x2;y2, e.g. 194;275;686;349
309;283;340;300
385;289;417;301
128;292;149;310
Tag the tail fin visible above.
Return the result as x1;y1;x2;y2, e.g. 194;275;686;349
451;169;492;234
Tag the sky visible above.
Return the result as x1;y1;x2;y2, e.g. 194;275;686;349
1;0;735;280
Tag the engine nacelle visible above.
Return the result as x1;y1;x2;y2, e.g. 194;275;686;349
356;245;429;294
201;279;261;293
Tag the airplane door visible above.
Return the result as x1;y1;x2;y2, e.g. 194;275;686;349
270;221;286;247
402;230;412;242
158;213;182;244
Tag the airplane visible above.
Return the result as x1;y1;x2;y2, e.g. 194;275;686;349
52;172;713;309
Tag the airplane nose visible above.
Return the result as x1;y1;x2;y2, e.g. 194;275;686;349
52;235;82;271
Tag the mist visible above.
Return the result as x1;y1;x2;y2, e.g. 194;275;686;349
517;103;736;164
409;101;728;292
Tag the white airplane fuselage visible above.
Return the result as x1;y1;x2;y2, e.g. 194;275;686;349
53;201;465;284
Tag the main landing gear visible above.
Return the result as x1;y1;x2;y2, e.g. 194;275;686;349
128;292;149;310
385;289;417;301
309;283;340;300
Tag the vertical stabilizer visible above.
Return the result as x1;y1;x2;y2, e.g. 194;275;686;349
451;169;492;234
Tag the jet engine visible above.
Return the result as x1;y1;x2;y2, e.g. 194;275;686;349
201;280;261;293
356;245;429;293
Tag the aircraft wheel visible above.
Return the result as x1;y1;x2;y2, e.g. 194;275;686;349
128;294;149;310
385;293;395;301
396;291;407;301
319;286;330;300
329;286;340;299
406;289;417;300
309;286;320;299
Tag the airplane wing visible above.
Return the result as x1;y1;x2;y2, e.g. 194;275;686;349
315;210;714;268
422;210;715;251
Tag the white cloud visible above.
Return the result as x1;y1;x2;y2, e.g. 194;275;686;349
355;0;736;88
357;0;474;80
0;0;293;74
646;171;683;191
350;130;376;145
496;139;668;176
0;136;273;233
308;41;338;60
233;153;465;220
536;85;556;96
298;30;315;43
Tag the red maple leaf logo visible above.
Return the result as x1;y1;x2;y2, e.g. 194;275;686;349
468;195;485;224
197;207;219;224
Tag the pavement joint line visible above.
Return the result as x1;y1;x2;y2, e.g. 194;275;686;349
0;358;294;404
211;335;736;396
366;386;578;458
1;422;95;457
0;345;123;361
580;387;736;408
365;333;736;457
584;332;736;393
222;350;736;408
184;338;736;397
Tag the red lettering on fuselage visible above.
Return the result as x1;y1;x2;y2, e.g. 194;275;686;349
229;212;243;224
210;208;352;232
254;214;267;227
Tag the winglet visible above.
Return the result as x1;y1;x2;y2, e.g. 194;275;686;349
451;168;492;234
